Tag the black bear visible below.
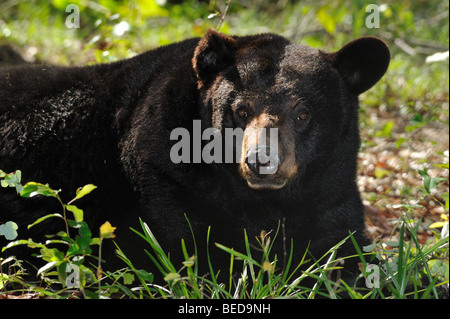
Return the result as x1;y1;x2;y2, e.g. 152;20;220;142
0;30;390;285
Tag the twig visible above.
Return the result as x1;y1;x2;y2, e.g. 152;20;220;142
394;38;417;56
217;0;232;31
378;30;449;54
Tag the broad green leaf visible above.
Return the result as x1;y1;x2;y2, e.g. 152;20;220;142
14;170;21;184
75;184;97;200
418;169;447;194
89;237;102;246
428;259;449;281
362;243;377;252
66;205;84;222
134;269;154;283
67;221;92;256
20;182;59;198
0;170;23;193
0;221;18;240
40;247;65;263
122;272;135;285
385;241;399;247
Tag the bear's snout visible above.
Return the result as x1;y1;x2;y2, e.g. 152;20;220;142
245;144;280;176
240;126;292;190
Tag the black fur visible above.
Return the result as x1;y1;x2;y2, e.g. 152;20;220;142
0;30;390;284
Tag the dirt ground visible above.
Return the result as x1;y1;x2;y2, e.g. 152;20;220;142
359;101;449;244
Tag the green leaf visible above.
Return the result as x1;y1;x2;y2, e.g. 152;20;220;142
132;0;168;18
27;213;63;229
164;272;180;282
363;243;377;252
76;222;93;254
122;272;135;285
37;261;58;276
0;170;23;193
317;7;335;34
66;221;93;256
0;221;18;240
20;182;59;198
134;269;154;283
418;169;447;194
66;205;84;222
89;237;102;246
433;163;449;169
376;120;394;137
182;256;195;268
40;247;65;263
51;0;68;10
374;167;391;179
3;239;46;252
14;170;21;184
428;259;449;281
75;184;97;200
385;240;399;247
396;137;407;148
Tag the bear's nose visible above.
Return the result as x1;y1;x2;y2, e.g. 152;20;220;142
245;145;280;175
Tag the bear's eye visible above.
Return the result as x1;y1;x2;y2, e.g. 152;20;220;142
296;113;309;121
237;108;249;118
238;109;248;118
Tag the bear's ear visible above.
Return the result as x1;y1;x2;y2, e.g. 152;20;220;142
325;37;390;95
193;29;237;86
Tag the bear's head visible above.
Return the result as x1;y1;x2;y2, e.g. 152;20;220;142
192;29;390;190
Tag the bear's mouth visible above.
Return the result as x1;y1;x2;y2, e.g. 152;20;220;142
246;176;287;190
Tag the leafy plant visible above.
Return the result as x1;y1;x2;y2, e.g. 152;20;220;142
1;168;448;298
357;219;448;299
356;161;449;299
0;170;23;194
0;170;117;298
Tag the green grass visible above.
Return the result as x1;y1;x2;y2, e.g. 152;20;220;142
1;169;448;299
0;0;448;299
112;213;448;299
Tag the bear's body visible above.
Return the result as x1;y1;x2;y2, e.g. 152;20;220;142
0;30;389;283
